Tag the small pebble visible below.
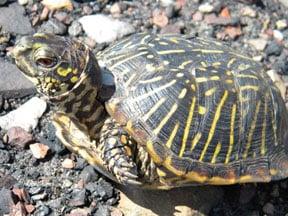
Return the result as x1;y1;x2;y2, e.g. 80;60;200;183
30;143;50;159
110;3;121;15
41;0;73;11
273;30;284;41
247;38;267;51
68;188;87;207
240;6;257;17
18;0;28;6
82;5;93;15
0;150;10;163
0;174;17;188
68;208;90;216
265;41;282;56
111;209;124;216
62;158;76;169
39;18;67;35
276;19;287;29
31;193;47;201
5;126;34;148
0;0;7;6
25;204;36;214
192;11;203;21
94;204;110;216
62;179;73;188
68;21;82;37
279;0;288;8
262;202;275;215
199;3;215;13
152;9;169;28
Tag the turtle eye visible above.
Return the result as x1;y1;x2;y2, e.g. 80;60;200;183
34;48;58;68
36;57;57;67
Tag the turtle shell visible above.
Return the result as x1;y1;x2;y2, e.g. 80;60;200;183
101;33;288;186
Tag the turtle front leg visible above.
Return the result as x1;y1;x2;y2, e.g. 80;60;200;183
100;117;141;185
51;111;114;178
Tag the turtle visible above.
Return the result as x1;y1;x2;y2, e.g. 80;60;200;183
9;32;288;189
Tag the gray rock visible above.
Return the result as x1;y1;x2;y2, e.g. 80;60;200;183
68;21;83;37
68;188;87;207
79;15;135;44
0;97;47;132
0;150;10;163
265;41;282;56
0;58;36;98
0;2;34;34
94;204;110;216
39;18;68;35
80;165;99;185
0;188;15;215
0;173;17;188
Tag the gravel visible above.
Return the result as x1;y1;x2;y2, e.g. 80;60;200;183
0;0;288;215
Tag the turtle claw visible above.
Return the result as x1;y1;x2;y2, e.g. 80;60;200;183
111;159;141;185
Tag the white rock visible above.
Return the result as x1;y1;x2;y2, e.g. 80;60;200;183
247;38;267;51
240;6;257;18
18;0;28;5
279;0;288;8
276;19;287;30
273;30;284;41
79;15;135;44
0;97;47;132
198;3;215;13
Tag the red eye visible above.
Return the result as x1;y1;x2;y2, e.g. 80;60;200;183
36;57;56;67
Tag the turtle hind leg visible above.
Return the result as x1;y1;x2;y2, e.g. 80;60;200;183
100;118;141;185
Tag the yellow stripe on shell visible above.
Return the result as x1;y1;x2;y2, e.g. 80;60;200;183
142;97;167;122
199;90;228;162
179;96;196;157
225;103;236;164
157;49;186;55
261;99;268;155
242;101;261;159
211;142;221;163
154;103;178;135
166;122;179;149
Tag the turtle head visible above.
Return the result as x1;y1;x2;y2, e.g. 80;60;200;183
9;33;102;99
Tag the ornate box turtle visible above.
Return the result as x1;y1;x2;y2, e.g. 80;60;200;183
9;32;288;189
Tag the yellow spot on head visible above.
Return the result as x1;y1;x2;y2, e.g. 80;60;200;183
45;77;51;83
73;68;78;74
57;67;72;77
120;135;128;144
70;76;79;83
